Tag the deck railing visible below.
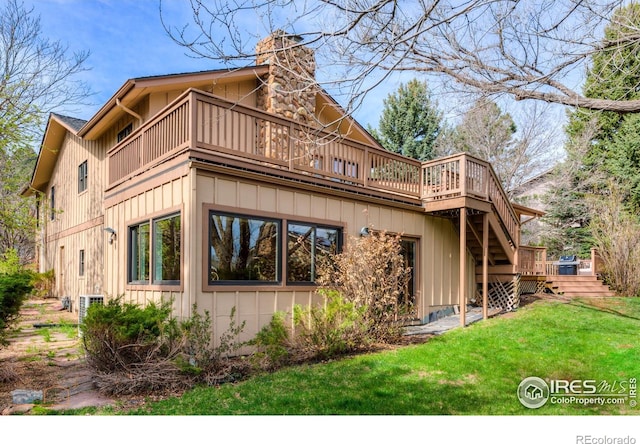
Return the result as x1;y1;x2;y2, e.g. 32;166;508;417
518;246;548;275
107;90;519;246
518;246;603;276
108;90;422;197
421;153;519;244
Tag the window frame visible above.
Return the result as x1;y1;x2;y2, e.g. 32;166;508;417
117;123;133;143
152;213;181;286
207;210;282;286
286;221;342;285
399;237;419;310
127;210;183;289
78;160;88;193
79;249;85;277
128;221;150;284
50;186;55;221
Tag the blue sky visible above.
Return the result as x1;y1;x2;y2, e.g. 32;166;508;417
27;0;220;118
24;0;567;153
25;0;389;128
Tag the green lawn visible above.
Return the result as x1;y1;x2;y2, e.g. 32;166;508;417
115;298;639;415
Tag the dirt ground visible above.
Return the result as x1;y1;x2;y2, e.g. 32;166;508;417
0;298;113;414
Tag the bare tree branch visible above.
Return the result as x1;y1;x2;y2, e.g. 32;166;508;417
162;0;640;113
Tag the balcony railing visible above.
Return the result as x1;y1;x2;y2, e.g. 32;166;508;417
518;246;548;275
421;153;519;244
108;89;423;197
107;90;519;244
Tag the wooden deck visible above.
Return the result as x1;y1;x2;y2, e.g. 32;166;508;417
106;89;519;268
519;246;615;297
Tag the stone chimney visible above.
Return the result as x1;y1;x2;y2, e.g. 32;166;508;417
256;31;317;126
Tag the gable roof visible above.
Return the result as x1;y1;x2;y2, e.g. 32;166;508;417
21;113;87;196
78;65;270;140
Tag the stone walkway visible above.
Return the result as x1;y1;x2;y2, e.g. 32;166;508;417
404;306;502;336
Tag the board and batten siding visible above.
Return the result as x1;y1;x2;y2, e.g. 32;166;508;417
103;165;192;318
43;131;106;306
193;171;470;347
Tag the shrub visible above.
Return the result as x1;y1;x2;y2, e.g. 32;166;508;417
249;311;292;370
81;297;177;372
31;269;55;299
250;290;374;367
0;270;34;346
316;229;411;342
292;289;369;360
81;297;247;395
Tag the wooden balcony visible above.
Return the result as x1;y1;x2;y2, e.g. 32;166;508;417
107;89;519;261
108;89;423;198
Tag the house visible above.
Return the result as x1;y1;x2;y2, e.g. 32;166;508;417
22;32;529;346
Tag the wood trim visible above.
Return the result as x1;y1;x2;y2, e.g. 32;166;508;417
45;215;104;243
104;155;190;208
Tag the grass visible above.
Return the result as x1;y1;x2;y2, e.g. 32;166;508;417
63;297;640;416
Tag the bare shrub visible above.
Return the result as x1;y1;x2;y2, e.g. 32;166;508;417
316;229;412;343
0;362;18;383
82;298;247;395
589;184;640;296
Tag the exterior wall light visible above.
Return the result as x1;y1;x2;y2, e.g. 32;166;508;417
104;227;117;244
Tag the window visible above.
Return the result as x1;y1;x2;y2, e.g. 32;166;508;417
50;186;55;220
399;239;417;307
128;214;182;286
117;123;133;142
129;222;150;283
287;223;341;283
209;212;280;283
78;160;88;193
79;249;85;277
153;214;181;284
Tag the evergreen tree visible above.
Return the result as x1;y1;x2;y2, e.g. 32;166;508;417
368;79;442;161
450;99;520;192
544;4;640;257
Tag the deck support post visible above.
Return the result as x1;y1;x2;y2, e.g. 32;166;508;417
460;208;467;327
482;212;489;320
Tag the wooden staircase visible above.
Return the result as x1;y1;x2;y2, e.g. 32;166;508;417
546;275;616;298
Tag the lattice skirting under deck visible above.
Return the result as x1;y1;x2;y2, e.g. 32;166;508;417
520;278;546;295
487;274;521;312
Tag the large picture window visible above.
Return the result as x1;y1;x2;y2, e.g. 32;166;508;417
129;222;150;283
153;214;181;284
287;223;341;283
209;212;280;283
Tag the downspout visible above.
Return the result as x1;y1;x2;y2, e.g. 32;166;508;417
115;98;143;124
